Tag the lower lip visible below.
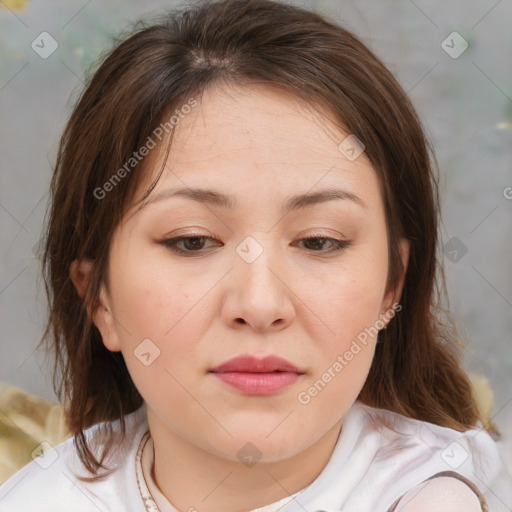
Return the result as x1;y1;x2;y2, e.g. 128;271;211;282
211;371;302;395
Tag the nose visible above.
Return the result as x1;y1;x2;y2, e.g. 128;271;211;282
221;243;295;334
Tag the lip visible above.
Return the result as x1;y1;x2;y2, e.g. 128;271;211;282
210;355;304;374
209;355;305;396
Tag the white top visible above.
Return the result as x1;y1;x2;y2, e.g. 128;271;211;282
0;400;511;511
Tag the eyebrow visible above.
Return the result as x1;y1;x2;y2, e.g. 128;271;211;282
148;186;367;214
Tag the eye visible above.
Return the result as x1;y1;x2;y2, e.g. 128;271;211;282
294;236;352;253
161;235;222;254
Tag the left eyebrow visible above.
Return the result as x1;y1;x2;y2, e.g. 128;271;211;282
147;186;367;213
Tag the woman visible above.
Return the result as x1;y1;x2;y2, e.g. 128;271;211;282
0;0;510;510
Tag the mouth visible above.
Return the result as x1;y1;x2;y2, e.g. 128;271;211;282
209;355;305;395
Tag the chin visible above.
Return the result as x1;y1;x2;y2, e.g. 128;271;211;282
208;430;308;464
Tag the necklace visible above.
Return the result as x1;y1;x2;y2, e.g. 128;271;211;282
135;430;160;512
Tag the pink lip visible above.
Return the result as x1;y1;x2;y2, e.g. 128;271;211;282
210;355;305;396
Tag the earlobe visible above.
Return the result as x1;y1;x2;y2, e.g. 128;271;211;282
92;290;123;353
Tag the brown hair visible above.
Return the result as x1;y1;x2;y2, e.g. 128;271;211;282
40;0;482;477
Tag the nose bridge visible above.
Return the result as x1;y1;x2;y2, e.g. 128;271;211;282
235;234;281;295
224;234;294;332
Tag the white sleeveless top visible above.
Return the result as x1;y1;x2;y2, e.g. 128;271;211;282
0;400;511;511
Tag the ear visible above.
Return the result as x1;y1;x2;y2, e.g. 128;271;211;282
69;259;122;352
380;237;410;319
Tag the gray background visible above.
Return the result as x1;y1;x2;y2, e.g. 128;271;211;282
1;0;511;474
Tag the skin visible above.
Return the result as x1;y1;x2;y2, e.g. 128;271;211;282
71;83;411;512
396;477;482;511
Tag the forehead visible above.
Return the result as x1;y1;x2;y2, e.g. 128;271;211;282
134;83;382;215
170;83;367;166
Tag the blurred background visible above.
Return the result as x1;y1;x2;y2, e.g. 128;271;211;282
0;0;511;492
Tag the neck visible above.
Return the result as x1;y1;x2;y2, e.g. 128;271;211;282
145;408;343;512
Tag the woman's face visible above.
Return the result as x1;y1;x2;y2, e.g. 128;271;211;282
78;83;408;463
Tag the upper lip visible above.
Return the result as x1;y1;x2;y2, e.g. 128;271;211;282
210;355;304;374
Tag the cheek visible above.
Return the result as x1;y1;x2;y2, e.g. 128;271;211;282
107;250;224;397
109;247;212;340
296;257;388;343
291;245;388;405
108;257;212;407
295;276;381;419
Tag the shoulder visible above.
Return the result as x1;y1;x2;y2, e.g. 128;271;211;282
393;477;482;512
0;436;95;511
347;401;504;509
0;406;148;512
353;400;500;472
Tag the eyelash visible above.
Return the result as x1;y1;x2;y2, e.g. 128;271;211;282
160;234;352;255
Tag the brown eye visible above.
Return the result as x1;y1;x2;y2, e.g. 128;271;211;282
296;237;352;253
161;235;221;254
181;236;207;250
